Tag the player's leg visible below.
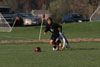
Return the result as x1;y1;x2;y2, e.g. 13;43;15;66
51;34;61;51
55;38;61;50
64;36;70;48
59;32;70;49
50;40;59;51
50;40;56;48
61;38;66;50
50;35;58;51
59;32;66;49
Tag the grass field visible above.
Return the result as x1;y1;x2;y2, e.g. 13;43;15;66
0;22;100;40
0;22;100;67
0;42;100;67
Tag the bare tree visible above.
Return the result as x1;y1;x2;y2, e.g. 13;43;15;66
2;0;38;12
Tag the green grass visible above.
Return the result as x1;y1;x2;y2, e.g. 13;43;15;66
0;22;100;67
0;42;100;67
0;22;100;40
63;22;100;38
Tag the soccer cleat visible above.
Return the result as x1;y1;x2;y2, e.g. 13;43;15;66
52;47;59;51
61;46;65;50
53;48;57;51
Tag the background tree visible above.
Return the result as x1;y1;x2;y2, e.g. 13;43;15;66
2;0;38;12
1;0;100;20
49;0;71;22
88;0;100;17
37;0;45;9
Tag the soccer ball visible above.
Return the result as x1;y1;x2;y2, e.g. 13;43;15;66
35;47;41;52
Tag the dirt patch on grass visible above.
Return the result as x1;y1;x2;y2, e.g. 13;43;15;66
0;38;100;44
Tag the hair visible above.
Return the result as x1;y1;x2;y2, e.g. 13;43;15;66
47;17;53;22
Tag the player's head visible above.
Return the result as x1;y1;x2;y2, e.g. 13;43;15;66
47;17;53;25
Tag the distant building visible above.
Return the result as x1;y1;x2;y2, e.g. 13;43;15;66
31;10;51;19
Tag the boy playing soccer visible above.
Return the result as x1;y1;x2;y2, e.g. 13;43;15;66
44;17;62;51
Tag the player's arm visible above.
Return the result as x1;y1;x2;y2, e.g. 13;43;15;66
44;25;49;35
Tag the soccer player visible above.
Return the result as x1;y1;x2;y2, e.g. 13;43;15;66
59;32;70;50
44;17;62;51
54;32;70;50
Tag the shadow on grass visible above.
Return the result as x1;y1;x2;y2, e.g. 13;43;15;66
70;48;100;51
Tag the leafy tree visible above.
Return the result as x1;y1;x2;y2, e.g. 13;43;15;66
49;0;71;22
